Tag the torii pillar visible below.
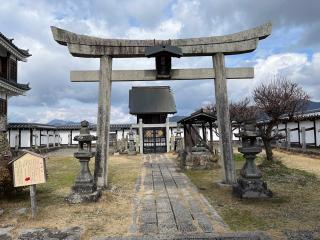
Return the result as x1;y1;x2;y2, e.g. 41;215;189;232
213;53;235;183
94;56;112;189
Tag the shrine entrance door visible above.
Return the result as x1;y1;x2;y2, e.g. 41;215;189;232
143;128;166;153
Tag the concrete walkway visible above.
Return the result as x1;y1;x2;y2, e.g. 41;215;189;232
130;154;228;237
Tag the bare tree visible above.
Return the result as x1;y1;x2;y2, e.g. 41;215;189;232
202;98;258;137
230;97;259;126
253;76;309;161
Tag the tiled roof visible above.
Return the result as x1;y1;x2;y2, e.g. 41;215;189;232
129;86;176;114
0;32;31;58
8;123;57;130
0;78;30;91
178;108;217;124
8;123;133;131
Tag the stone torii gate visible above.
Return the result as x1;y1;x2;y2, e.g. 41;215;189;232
51;22;272;190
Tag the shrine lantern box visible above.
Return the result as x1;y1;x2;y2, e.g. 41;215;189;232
9;150;47;187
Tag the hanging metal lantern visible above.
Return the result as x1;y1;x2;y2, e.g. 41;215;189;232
145;45;182;79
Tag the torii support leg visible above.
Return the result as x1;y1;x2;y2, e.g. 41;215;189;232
95;55;112;190
213;53;236;185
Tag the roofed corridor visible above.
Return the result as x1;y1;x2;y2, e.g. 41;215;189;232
130;154;228;237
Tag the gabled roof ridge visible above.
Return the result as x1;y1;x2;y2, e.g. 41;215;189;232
8;149;46;165
0;32;31;58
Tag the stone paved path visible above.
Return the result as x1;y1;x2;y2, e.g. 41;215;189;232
130;154;229;237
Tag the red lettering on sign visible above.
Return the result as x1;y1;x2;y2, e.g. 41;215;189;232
25;177;30;181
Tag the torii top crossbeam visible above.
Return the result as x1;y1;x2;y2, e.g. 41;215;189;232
51;22;271;58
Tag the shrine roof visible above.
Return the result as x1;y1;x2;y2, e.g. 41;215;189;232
9;149;46;165
0;78;30;96
129;86;177;115
145;45;183;57
178;108;217;124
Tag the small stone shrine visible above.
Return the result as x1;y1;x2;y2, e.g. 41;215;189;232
233;123;272;198
184;142;218;170
66;120;101;203
127;128;136;155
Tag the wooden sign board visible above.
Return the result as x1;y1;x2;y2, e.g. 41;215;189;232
10;151;47;187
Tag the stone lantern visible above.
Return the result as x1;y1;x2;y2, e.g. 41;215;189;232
66;120;101;203
127;128;136;155
233;123;272;198
175;125;183;153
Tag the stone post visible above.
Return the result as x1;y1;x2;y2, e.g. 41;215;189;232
124;135;128;151
47;132;50;149
301;127;306;151
58;134;61;147
166;117;170;153
15;134;19;151
286;127;291;149
139;119;143;154
34;135;38;149
30;185;37;218
213;53;235;184
53;131;57;147
94;55;112;190
68;133;71;147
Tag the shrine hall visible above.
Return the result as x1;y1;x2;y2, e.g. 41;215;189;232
129;86;177;154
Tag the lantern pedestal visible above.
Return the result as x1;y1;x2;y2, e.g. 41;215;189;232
66;152;101;204
233;178;272;199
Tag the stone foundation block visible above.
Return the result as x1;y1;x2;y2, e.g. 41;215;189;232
233;178;273;199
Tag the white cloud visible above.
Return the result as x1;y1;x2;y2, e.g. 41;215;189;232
228;52;320;102
127;19;182;39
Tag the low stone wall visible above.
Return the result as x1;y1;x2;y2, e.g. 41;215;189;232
11;146;64;157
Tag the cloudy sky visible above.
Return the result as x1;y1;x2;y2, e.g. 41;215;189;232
1;0;320;124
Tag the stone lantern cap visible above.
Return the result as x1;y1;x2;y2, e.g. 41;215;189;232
74;120;98;142
235;123;259;138
236;123;262;154
176;127;183;134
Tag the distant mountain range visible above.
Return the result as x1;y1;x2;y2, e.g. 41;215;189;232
169;115;187;122
47;119;80;126
305;101;320;112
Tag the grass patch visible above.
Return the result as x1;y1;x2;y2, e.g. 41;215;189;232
0;151;142;238
185;153;320;239
233;153;245;162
